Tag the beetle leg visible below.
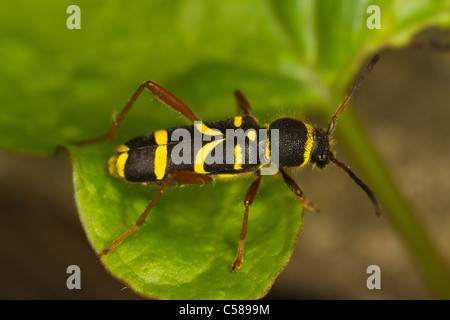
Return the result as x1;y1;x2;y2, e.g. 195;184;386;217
231;170;262;271
77;81;200;144
234;90;257;121
97;171;212;259
280;168;319;213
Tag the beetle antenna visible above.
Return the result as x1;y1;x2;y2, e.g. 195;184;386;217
329;153;381;217
327;55;379;136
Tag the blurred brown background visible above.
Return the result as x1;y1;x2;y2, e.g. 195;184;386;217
0;29;449;299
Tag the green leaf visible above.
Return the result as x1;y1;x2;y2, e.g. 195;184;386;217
68;142;302;299
1;0;449;299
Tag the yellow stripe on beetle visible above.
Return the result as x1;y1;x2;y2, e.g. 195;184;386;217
115;144;130;154
265;124;271;161
115;152;129;179
302;123;314;166
194;138;226;174
195;122;223;136
234;144;243;170
246;129;256;142
108;145;129;179
234;116;242;127
154;130;168;180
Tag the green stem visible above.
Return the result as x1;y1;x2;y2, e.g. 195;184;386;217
338;110;450;299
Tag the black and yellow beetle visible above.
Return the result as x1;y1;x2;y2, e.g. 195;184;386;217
80;56;381;271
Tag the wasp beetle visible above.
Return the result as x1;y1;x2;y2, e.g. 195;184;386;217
80;55;381;271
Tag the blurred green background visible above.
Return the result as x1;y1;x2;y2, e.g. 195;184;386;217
0;0;449;299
